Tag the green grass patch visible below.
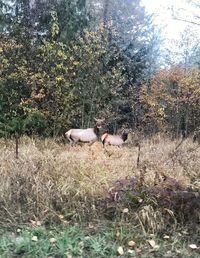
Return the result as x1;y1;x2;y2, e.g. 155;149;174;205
0;223;199;258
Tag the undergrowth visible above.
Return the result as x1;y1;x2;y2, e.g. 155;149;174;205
0;136;199;235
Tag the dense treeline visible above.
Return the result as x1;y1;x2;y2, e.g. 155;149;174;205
0;0;199;138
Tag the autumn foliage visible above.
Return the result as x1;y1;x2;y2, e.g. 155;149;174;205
140;66;200;137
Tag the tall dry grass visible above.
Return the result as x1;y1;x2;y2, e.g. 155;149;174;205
0;136;199;232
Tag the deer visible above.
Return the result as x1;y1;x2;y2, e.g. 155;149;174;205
101;129;129;147
65;118;105;146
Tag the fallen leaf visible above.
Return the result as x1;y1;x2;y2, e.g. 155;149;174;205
128;240;136;247
32;236;38;242
189;244;198;249
36;221;41;226
122;208;129;213
163;235;170;239
117;246;124;255
88;223;94;229
147;239;156;248
58;214;64;219
49;238;56;244
116;231;120;238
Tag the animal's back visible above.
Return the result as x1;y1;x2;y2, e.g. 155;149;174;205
108;135;124;145
79;128;97;142
102;133;124;146
65;128;82;137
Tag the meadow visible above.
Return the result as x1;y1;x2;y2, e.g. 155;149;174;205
0;136;199;257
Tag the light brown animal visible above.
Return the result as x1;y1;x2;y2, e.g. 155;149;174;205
65;118;105;145
101;130;129;147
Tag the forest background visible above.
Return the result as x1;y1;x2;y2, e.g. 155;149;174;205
0;0;200;138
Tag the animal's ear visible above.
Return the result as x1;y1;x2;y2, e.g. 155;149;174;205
122;128;129;134
121;128;125;133
94;118;105;122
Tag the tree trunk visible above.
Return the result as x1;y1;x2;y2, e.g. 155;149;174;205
103;0;110;34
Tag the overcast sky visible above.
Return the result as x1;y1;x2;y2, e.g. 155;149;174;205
141;0;200;65
141;0;199;41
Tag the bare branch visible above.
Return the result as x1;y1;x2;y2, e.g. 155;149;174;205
172;16;200;26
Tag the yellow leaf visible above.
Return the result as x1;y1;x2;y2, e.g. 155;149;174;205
122;208;129;213
117;246;124;255
49;238;57;244
189;244;198;249
128;240;136;247
147;239;156;248
32;236;38;242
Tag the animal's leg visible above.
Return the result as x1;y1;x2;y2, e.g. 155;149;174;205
103;147;112;157
66;136;73;145
102;140;109;148
66;134;77;146
72;137;80;147
67;136;74;146
88;140;96;146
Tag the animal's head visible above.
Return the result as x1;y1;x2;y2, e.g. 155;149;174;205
94;118;105;128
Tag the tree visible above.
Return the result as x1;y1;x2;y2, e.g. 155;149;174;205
0;0;162;136
171;0;200;26
164;26;200;69
88;0;161;130
140;66;200;136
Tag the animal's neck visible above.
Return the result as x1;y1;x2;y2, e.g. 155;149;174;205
121;133;128;142
93;126;100;138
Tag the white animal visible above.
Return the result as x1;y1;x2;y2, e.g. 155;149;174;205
65;118;105;145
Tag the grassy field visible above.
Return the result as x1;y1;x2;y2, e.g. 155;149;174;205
0;136;199;257
0;223;200;258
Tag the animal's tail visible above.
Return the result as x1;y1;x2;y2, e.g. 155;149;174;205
65;130;73;143
64;132;68;139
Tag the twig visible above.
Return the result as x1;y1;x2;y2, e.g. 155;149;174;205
104;147;112;157
174;137;184;151
15;133;19;159
173;16;200;26
136;143;141;168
